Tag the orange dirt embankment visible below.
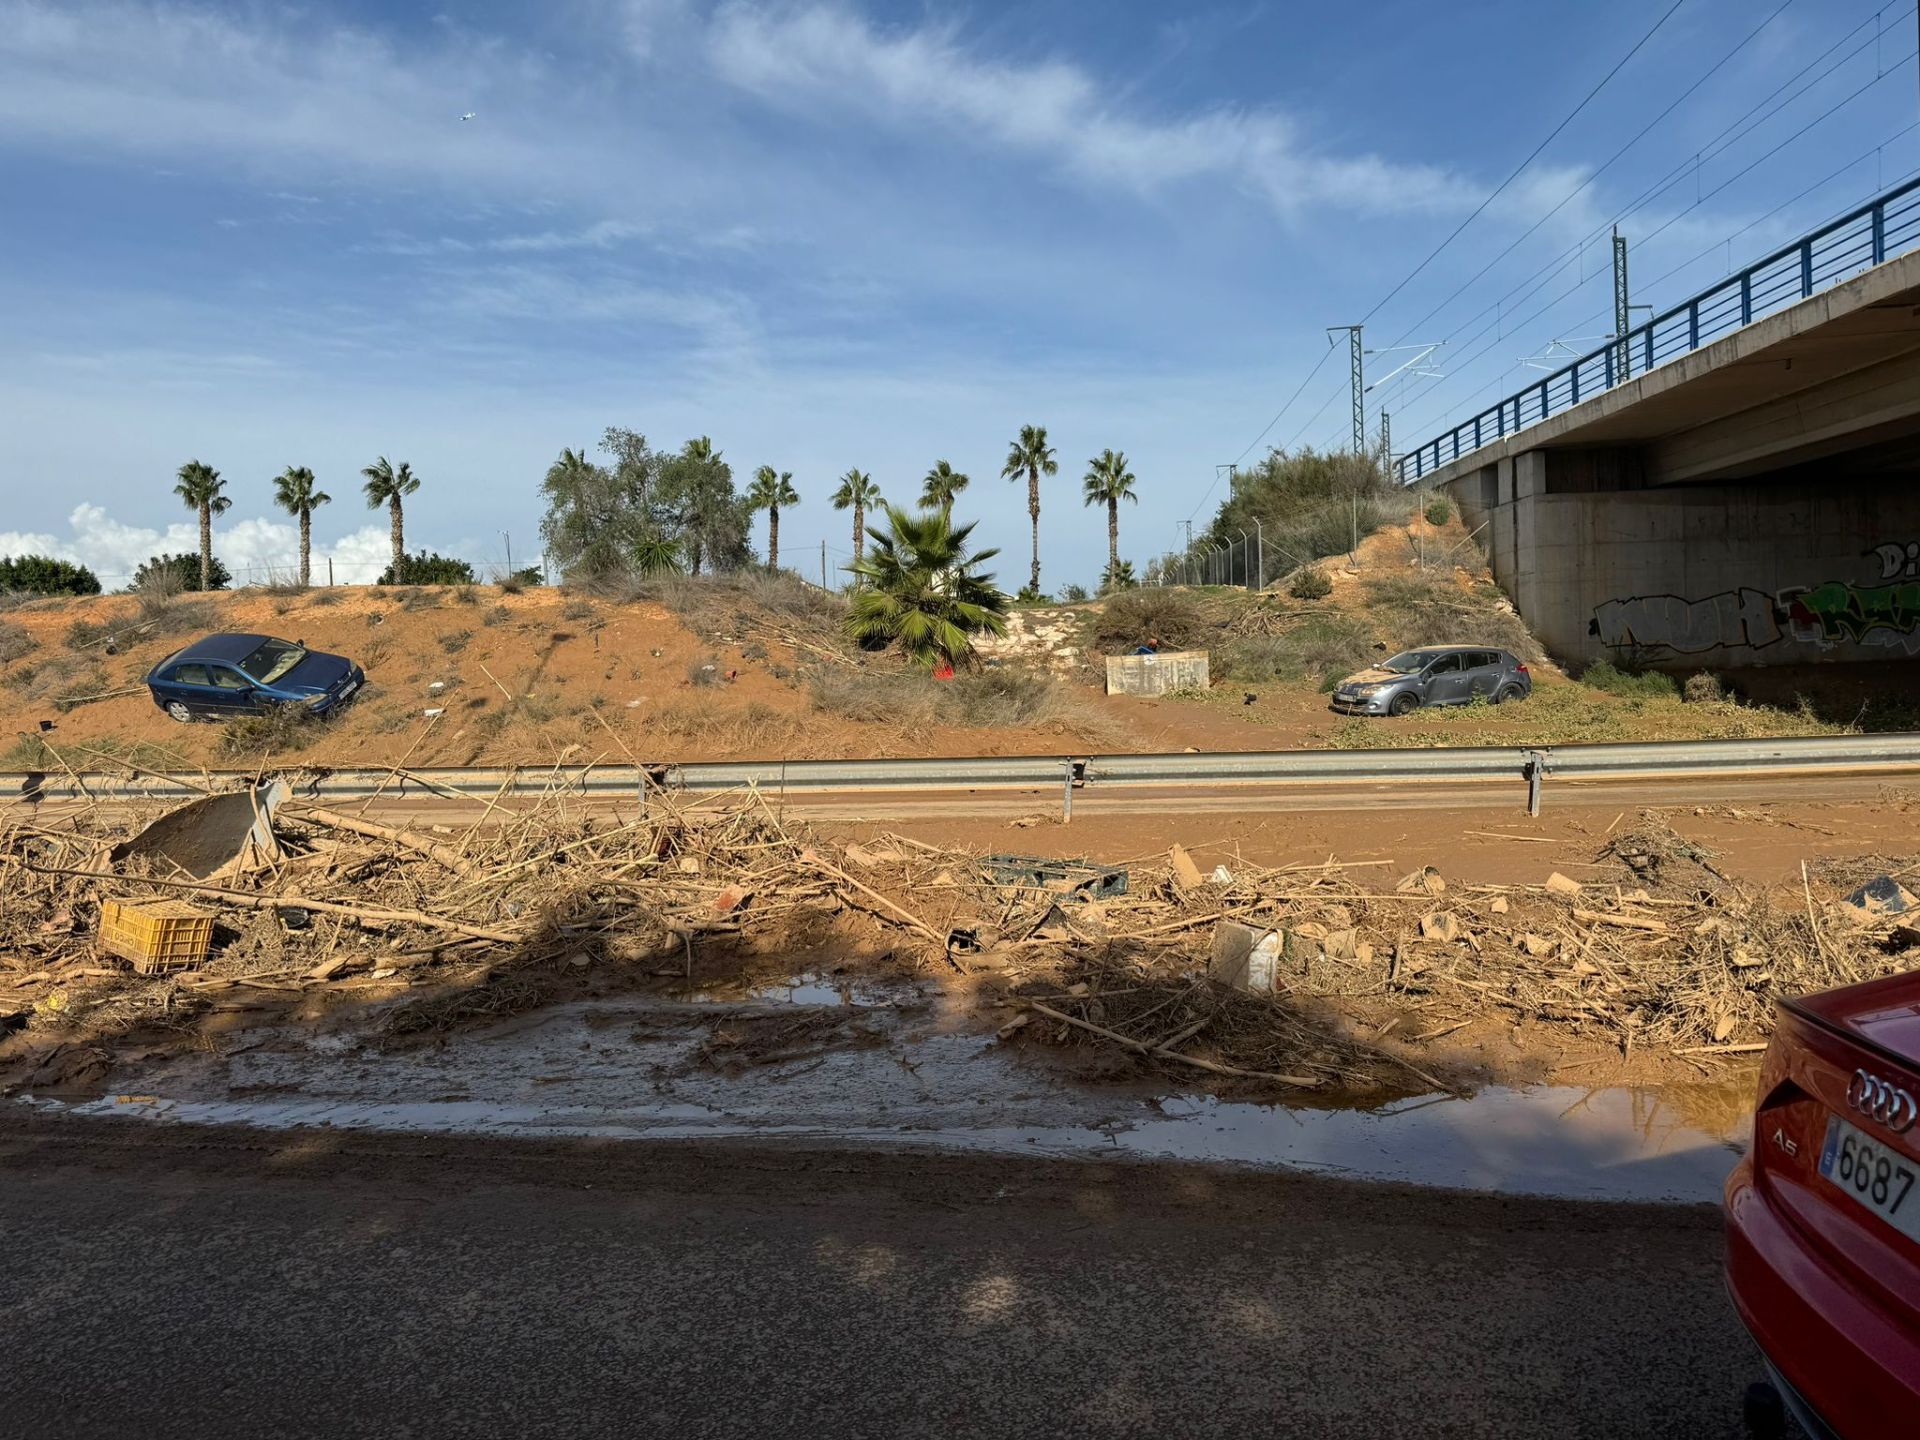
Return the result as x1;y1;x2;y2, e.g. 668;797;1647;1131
0;586;1174;769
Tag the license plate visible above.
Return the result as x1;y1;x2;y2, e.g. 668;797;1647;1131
1818;1115;1920;1244
338;680;358;699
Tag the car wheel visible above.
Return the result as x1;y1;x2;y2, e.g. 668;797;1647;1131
164;701;193;724
1493;684;1525;705
1388;692;1419;716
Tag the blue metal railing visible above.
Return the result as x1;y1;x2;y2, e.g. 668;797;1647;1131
1396;178;1920;483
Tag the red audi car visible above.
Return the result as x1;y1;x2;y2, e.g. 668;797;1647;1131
1725;970;1920;1439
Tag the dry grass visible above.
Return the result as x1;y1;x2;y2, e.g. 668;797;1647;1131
650;698;808;752
0;618;36;665
806;664;1129;744
217;702;323;758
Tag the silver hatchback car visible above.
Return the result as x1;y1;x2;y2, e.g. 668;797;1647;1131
1330;645;1532;716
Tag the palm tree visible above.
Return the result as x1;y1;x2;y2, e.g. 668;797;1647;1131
745;466;799;570
847;504;1009;668
360;456;421;581
172;460;229;591
1081;449;1139;586
1000;424;1057;595
919;460;970;518
830;469;882;568
272;466;331;588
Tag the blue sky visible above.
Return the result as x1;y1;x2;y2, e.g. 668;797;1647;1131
2;0;1917;588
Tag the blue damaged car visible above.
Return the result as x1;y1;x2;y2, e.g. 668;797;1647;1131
145;632;365;723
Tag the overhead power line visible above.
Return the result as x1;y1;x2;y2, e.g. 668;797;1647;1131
1388;118;1920;441
1388;0;1795;350
1361;0;1689;326
1391;3;1901;401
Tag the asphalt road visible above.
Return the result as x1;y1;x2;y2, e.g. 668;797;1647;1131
0;1114;1766;1440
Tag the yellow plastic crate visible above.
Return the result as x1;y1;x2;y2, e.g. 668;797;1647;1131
98;898;215;975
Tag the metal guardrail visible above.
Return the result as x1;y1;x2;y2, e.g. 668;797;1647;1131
1397;178;1920;484
7;734;1920;812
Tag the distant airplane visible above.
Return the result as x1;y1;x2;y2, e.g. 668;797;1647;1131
460;112;476;121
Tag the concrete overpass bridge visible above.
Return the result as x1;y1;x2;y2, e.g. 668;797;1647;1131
1401;181;1920;676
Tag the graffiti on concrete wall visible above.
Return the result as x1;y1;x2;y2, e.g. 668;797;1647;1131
1589;589;1783;653
1590;542;1920;655
1781;581;1920;647
1870;541;1920;579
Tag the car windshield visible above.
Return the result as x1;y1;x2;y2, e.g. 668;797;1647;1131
1381;651;1439;674
236;639;306;685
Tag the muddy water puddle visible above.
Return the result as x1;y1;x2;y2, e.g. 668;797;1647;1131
34;989;1753;1203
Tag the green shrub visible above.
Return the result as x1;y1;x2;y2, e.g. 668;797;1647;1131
378;551;475;586
132;552;230;592
0;555;101;596
1580;659;1680;700
1287;567;1332;600
1058;583;1090;603
1424;496;1452;526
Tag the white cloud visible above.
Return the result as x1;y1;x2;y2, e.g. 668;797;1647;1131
0;1;619;204
0;504;431;587
704;3;1473;218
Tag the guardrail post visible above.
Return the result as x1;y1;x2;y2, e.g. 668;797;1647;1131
1873;202;1886;265
1061;760;1075;823
1689;300;1699;351
1739;273;1752;325
1800;241;1813;299
1523;750;1549;817
1642;324;1653;374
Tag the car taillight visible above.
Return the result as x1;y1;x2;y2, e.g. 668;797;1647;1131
1515;663;1529;674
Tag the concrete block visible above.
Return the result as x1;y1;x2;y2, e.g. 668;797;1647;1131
1105;649;1209;697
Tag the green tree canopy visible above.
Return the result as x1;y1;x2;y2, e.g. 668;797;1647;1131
0;555;101;596
134;552;230;592
655;437;750;576
273;465;331;587
377;551;474;586
173;459;230;592
919;460;969;517
830;468;882;571
745;466;799;570
1081;448;1138;587
1000;424;1057;595
846;504;1009;668
361;456;421;580
539;444;665;582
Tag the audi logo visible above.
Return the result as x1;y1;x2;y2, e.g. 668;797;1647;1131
1847;1069;1919;1134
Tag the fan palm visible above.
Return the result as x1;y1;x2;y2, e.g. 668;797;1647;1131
846;504;1009;668
919;460;970;519
1081;449;1139;585
745;466;800;570
172;460;229;591
830;469;882;568
1000;424;1057;594
272;466;331;588
360;456;421;581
